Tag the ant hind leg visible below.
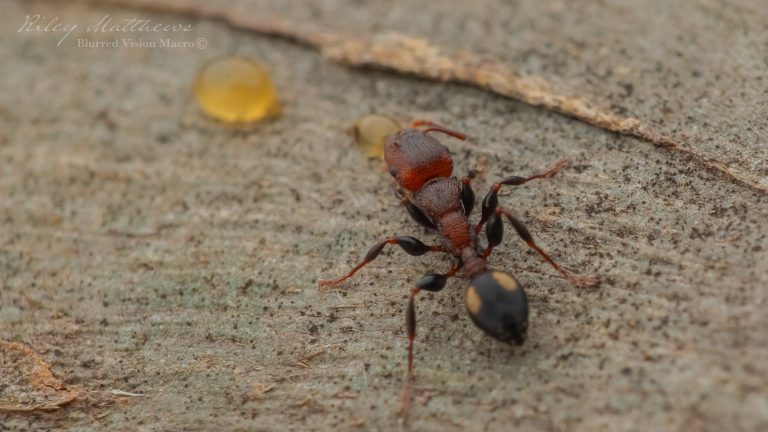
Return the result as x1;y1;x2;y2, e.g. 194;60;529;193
400;263;460;419
489;207;598;288
503;210;597;287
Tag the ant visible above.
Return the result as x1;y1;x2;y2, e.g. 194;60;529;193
319;120;598;417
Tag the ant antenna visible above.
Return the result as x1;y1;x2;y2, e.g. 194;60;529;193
411;120;467;141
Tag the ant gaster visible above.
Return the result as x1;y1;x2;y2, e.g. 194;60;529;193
319;120;597;416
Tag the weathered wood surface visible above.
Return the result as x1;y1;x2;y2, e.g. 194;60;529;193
1;1;766;430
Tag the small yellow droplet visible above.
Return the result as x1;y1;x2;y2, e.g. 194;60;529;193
351;114;401;159
194;56;281;123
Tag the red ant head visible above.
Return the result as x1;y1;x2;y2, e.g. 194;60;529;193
384;129;454;192
465;271;528;345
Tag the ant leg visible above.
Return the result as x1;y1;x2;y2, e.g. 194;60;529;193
485;207;598;288
400;263;460;419
476;158;569;233
410;120;467;141
318;237;443;288
480;210;504;259
461;169;478;216
398;194;437;230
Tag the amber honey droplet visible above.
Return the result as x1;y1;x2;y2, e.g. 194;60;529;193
352;114;401;159
194;56;281;123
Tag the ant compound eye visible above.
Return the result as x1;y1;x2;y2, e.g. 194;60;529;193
466;271;528;345
389;165;398;178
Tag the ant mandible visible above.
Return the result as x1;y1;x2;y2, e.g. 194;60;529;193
319;120;598;416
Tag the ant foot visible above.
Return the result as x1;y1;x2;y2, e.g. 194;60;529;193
567;273;599;288
398;381;414;420
542;158;570;178
317;277;347;289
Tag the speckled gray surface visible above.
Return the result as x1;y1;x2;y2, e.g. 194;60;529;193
228;0;768;191
1;1;767;431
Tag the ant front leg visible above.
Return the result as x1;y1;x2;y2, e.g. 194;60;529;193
461;169;477;216
318;236;444;288
400;262;460;419
483;207;598;288
476;158;569;232
395;188;437;230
